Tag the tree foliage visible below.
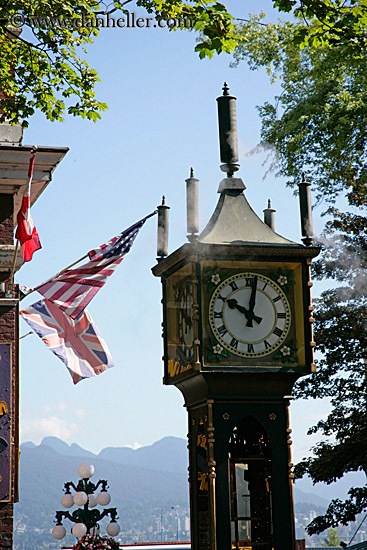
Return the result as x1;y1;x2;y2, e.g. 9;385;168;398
232;14;367;207
1;0;367;126
232;16;367;535
0;0;237;126
272;0;367;53
322;527;342;547
294;211;367;534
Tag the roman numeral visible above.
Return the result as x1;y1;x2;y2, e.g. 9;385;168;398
229;281;238;291
273;296;281;303
230;338;239;349
245;278;254;287
262;282;268;291
247;343;254;353
214;311;222;318
264;340;271;349
277;312;286;319
217;325;227;336
273;326;283;337
218;295;226;303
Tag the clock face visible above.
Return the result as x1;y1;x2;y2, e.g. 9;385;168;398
209;272;291;358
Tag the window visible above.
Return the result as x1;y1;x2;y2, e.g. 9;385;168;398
229;417;273;550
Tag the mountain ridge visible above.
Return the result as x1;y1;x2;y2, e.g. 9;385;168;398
21;435;188;473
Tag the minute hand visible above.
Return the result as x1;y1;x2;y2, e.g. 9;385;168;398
227;298;262;326
247;276;260;327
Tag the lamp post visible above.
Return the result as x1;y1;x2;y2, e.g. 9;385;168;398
52;462;121;541
171;506;179;541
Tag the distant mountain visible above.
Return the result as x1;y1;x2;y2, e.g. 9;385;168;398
294;470;367;501
293;488;328;508
19;441;36;449
40;436;97;459
30;435;189;473
14;438;190;550
14;436;366;550
99;436;188;473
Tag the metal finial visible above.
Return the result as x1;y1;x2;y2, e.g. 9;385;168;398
186;170;199;239
217;84;239;176
263;199;276;230
299;172;313;246
157;196;170;258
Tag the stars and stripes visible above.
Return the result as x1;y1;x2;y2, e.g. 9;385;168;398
20;210;157;383
20;299;114;384
34;211;156;319
15;152;42;262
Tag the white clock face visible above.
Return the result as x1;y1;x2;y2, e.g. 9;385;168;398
209;272;291;358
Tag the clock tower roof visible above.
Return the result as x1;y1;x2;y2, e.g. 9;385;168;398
198;178;296;246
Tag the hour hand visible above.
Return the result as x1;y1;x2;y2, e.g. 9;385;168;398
227;298;262;326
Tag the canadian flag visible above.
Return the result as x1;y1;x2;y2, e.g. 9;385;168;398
15;153;41;262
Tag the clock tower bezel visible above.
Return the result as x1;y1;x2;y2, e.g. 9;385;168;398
208;271;292;359
201;259;307;372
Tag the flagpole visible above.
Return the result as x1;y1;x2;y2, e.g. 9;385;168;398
23;253;89;298
22;209;158;300
9;147;38;296
6;240;19;296
19;331;33;340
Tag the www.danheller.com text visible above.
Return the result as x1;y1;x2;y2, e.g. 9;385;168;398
8;11;195;29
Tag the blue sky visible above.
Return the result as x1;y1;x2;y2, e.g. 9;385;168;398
17;0;329;463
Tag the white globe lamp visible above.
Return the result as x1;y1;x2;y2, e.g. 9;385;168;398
106;521;120;537
73;491;88;506
52;524;66;540
88;493;98;508
72;522;87;538
97;491;111;506
78;462;95;479
61;493;74;508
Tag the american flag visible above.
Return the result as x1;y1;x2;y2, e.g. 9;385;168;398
35;211;156;319
15;152;42;262
20;299;114;384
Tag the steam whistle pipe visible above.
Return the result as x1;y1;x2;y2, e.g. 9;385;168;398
299;172;314;246
157;196;170;258
216;82;240;176
186;168;199;239
263;199;276;231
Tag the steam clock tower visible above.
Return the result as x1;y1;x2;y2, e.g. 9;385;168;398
152;85;320;550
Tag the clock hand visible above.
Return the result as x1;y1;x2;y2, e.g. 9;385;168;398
248;276;257;312
227;298;249;316
246;276;260;328
227;298;262;326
